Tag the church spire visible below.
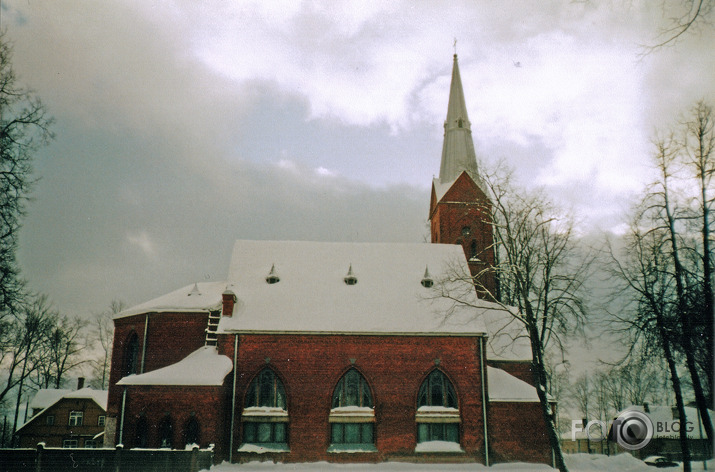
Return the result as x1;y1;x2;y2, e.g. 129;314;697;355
438;54;479;184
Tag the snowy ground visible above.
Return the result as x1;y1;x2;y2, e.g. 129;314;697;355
208;454;713;472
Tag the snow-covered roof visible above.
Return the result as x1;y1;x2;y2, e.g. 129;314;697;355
64;387;109;411
487;366;541;402
117;346;233;386
218;240;490;336
116;281;226;319
432;177;457;203
617;405;714;440
29;389;72;410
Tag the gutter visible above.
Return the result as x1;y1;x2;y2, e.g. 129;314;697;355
479;336;489;466
229;334;239;463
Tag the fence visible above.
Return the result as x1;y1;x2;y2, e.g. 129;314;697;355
0;444;214;472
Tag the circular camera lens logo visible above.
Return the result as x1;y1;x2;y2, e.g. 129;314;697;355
612;410;653;450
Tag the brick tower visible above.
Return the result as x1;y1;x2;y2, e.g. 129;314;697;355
429;54;497;299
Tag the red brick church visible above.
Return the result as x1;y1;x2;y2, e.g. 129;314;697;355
104;55;553;465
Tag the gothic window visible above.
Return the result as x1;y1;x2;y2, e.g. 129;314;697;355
416;370;460;445
328;369;376;452
183;416;200;447
123;332;139;377
241;368;289;450
134;415;148;448
159;414;173;448
470;240;478;260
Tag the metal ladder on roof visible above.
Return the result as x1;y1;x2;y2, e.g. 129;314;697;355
205;310;220;346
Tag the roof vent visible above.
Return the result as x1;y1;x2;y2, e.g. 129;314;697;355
188;283;201;296
344;264;357;285
421;266;434;288
265;264;280;284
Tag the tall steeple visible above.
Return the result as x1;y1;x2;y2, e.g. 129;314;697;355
438;54;479;184
430;54;496;300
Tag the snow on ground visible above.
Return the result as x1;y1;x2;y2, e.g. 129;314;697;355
208;455;713;472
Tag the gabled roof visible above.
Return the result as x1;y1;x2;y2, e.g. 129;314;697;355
218;240;490;336
117;346;233;386
17;388;108;433
116;281;226;319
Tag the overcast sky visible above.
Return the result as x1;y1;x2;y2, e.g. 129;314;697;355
2;1;714;321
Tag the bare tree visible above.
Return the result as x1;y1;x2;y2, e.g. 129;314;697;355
89;300;122;390
0;31;54;324
30;314;88;390
607;152;694;471
434;165;589;472
649;0;714;49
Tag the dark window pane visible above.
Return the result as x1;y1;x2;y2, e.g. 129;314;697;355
331;423;343;443
417;423;429;443
345;423;360;443
362;423;373;443
274;423;286;443
244;423;256;443
257;423;271;443
446;424;459;442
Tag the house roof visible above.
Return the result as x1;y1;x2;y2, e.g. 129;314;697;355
218;240;489;336
17;387;108;433
117;346;233;386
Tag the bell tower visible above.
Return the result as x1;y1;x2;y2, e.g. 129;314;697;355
429;54;496;299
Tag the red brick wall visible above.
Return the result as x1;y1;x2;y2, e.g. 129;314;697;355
488;401;552;465
120;385;229;458
107;312;208;417
218;333;488;463
430;173;496;298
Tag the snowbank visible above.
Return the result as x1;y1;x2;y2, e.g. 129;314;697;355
207;454;712;471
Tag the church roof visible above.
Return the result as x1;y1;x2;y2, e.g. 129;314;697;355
115;281;226;319
438;55;481;186
218;240;491;336
117;346;233;386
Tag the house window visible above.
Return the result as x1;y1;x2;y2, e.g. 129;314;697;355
416;370;460;445
124;332;139;377
46;415;55;426
158;415;173;448
240;368;289;451
98;415;106;426
470;240;478;260
328;369;376;452
68;411;83;426
84;439;98;448
63;439;78;448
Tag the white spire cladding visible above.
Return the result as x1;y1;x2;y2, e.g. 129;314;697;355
438;54;480;184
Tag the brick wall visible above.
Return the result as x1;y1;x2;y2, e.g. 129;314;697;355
107;312;209;418
488;401;552;465
218;333;488;463
120;385;229;459
430;173;496;298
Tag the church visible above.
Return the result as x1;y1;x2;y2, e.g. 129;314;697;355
104;55;553;465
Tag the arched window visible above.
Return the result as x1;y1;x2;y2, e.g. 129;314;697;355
124;333;139;377
134;415;148;448
416;370;460;446
470;240;478;261
240;368;288;449
158;414;173;448
329;369;376;452
183;416;200;447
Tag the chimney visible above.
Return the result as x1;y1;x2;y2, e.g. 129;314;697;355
77;377;85;390
222;289;236;318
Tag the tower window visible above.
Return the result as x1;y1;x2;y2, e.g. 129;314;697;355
462;226;471;237
457;119;463;128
